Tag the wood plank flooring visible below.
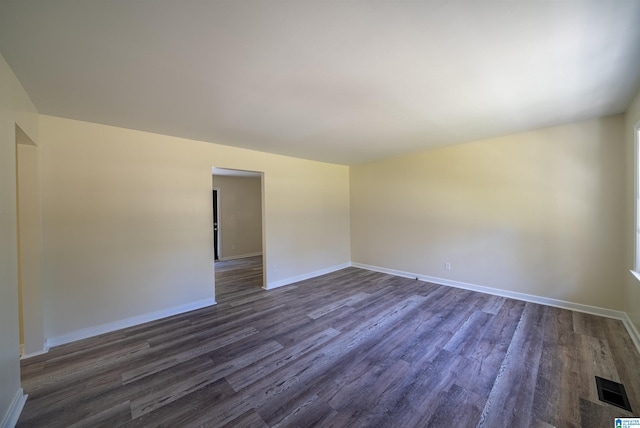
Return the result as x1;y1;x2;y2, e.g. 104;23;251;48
17;256;640;427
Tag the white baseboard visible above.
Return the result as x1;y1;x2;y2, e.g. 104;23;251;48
1;388;27;428
352;262;640;355
46;297;216;348
20;346;49;360
266;263;351;290
218;252;262;261
622;313;640;355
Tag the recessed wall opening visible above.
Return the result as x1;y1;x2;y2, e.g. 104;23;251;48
15;124;45;359
212;167;265;300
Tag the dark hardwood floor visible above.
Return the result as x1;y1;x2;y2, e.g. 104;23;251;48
17;256;640;427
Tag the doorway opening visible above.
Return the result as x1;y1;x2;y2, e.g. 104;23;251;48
15;124;45;359
212;167;265;300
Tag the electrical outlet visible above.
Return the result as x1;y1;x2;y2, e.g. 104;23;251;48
445;262;451;271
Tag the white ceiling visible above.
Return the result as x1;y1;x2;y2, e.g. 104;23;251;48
1;1;639;165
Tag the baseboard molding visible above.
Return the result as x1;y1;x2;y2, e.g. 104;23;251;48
622;313;640;355
352;262;640;354
46;297;216;348
266;263;351;290
20;346;49;360
1;388;27;428
219;252;262;261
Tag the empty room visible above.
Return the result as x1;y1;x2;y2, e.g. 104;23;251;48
2;1;640;427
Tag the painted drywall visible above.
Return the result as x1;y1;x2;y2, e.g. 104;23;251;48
351;116;626;310
625;86;640;333
212;175;262;260
0;53;39;428
39;115;351;341
16;136;45;356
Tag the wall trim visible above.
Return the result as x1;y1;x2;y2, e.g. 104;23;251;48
622;313;640;355
0;389;27;428
219;252;262;261
20;346;49;360
352;262;640;355
266;263;351;290
46;298;216;348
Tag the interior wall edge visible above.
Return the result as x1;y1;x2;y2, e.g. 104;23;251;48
0;388;26;428
0;52;39;428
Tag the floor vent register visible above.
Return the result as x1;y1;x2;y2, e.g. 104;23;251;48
595;376;632;412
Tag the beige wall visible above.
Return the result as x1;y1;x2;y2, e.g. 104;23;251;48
351;116;626;310
212;175;262;260
0;53;39;427
39;115;351;341
625;87;640;332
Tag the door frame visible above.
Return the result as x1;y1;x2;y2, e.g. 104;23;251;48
213;188;220;261
211;167;267;293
